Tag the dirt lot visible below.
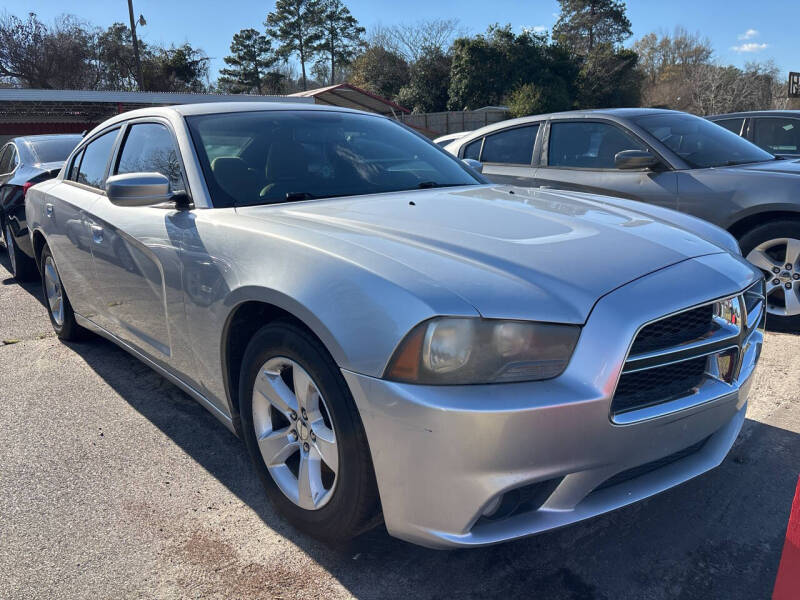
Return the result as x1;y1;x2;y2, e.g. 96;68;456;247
1;251;798;600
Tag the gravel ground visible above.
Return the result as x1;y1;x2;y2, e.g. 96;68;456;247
1;251;798;600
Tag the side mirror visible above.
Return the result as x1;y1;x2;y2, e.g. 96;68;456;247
614;150;660;170
462;158;483;173
105;172;175;207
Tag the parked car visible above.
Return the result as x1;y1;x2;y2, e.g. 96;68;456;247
433;131;471;147
443;108;800;330
0;134;82;280
26;103;764;549
708;110;800;159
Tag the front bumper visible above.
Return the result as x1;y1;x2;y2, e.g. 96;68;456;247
343;253;764;548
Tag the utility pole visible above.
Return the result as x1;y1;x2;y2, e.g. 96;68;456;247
127;0;144;90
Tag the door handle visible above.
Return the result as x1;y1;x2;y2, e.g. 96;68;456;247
45;203;54;217
90;224;104;244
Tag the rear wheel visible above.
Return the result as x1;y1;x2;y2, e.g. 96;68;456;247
740;220;800;332
39;244;86;341
4;222;36;281
239;321;380;543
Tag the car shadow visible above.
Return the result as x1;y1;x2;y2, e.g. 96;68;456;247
4;259;798;599
58;333;797;600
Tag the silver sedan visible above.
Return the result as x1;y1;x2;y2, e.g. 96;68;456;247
25;103;764;548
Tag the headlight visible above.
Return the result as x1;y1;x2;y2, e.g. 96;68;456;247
385;317;581;384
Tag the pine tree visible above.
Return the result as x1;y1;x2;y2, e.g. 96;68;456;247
314;0;364;85
553;0;632;55
219;28;279;94
265;0;323;91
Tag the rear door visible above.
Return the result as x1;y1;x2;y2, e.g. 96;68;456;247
461;123;541;186
85;119;189;366
752;116;800;158
534;119;679;210
43;129;120;318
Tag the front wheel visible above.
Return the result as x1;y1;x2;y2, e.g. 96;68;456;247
239;321;380;543
741;220;800;331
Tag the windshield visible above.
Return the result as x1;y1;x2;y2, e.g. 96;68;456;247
29;136;81;164
186;110;481;207
633;112;774;169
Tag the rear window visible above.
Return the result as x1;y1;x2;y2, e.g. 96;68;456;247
30;137;81;163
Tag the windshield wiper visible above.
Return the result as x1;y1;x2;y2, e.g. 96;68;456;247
285;191;317;201
416;181;463;189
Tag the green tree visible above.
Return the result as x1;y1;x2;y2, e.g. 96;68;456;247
396;46;451;112
553;0;632;55
313;0;364;85
448;25;578;111
219;28;279;94
265;0;323;91
576;44;641;107
95;23;139;90
348;45;409;99
506;81;570;117
142;43;209;92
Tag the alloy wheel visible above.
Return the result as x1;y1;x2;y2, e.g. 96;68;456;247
746;237;800;317
43;255;65;326
252;357;339;510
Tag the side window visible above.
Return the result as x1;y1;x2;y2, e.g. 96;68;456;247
0;145;12;174
67;149;84;181
753;118;800;155
481;125;538;165
77;131;118;189
463;138;482;160
548;121;646;169
116;123;185;192
715;118;745;136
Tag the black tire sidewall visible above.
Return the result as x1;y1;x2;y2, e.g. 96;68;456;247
239;321;379;541
39;245;81;341
740;220;800;332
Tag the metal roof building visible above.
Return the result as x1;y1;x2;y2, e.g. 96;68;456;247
0;89;310;142
289;83;410;117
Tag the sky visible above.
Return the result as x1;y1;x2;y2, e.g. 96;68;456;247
14;0;800;82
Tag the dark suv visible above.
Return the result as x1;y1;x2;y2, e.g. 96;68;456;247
708;110;800;159
443;108;800;330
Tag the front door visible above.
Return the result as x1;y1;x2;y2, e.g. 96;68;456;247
534;120;679;210
86;121;189;370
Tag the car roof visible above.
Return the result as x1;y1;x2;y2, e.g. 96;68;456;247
707;110;800;119
449;107;681;143
89;101;370;133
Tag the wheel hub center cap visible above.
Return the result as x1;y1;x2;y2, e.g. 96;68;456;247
298;421;309;441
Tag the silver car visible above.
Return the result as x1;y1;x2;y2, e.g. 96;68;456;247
443;109;800;331
26;103;764;548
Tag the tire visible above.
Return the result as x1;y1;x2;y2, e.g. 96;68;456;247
239;321;380;543
740;219;800;332
39;244;86;341
4;221;37;281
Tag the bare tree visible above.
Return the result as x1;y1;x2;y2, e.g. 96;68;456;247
690;60;783;115
373;18;462;63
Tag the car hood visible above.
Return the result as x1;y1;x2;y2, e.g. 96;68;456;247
236;185;728;324
723;158;800;176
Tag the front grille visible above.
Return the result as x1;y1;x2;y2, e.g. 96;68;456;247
594;436;710;493
630;303;715;355
612;356;707;414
